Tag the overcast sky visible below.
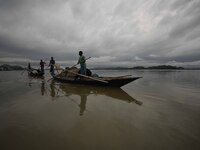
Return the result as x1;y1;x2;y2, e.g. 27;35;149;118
0;0;200;68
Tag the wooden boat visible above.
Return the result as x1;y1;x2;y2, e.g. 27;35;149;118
52;67;142;87
28;69;44;78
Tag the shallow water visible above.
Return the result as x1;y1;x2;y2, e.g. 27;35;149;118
0;70;200;150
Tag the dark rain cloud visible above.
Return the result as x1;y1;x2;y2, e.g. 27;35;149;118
0;0;200;67
169;0;200;38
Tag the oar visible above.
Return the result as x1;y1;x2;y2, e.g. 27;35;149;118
67;70;108;84
47;78;53;82
116;75;132;78
134;100;143;105
69;57;91;69
21;68;27;75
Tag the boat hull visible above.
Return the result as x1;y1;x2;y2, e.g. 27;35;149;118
28;70;44;78
53;76;141;87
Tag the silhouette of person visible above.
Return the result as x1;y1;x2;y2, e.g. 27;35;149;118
49;57;55;76
28;62;31;70
77;51;86;75
40;59;46;74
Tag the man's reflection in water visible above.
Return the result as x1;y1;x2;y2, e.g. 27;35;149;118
50;80;56;100
41;81;45;96
28;76;32;87
79;94;87;116
57;84;89;116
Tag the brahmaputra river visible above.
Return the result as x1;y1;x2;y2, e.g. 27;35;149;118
0;70;200;150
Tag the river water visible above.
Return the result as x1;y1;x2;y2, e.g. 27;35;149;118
0;70;200;150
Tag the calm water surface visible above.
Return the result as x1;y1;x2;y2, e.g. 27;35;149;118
0;70;200;150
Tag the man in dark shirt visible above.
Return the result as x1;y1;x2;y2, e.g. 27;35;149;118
49;57;55;76
40;59;45;73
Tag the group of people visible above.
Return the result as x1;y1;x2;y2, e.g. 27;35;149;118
38;57;55;76
36;51;87;76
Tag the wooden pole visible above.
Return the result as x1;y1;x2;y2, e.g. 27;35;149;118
115;75;132;78
70;57;91;69
67;70;108;84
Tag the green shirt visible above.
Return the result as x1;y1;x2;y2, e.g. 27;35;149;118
78;56;86;65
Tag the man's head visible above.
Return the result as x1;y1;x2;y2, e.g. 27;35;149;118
79;51;83;56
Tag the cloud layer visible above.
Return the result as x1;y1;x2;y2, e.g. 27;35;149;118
0;0;200;67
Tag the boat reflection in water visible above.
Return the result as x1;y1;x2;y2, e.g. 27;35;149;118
44;81;142;116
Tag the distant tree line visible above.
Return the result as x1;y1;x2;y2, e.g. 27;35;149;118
0;64;187;71
133;65;184;69
0;64;24;71
91;65;184;70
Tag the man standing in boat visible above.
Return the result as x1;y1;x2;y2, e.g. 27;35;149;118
77;51;86;75
40;59;45;74
28;62;32;70
49;57;55;76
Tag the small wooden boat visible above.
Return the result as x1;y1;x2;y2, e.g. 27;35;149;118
28;69;44;78
52;67;142;87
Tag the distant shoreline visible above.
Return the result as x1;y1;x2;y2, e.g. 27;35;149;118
91;68;200;70
89;68;200;70
0;64;24;71
1;64;200;71
91;65;200;70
